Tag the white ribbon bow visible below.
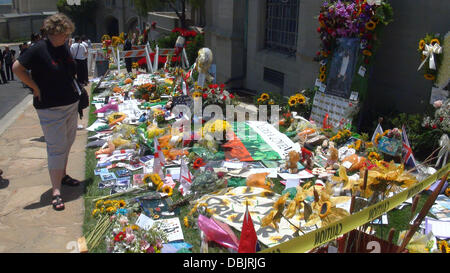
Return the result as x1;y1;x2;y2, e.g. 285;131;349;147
418;43;443;71
366;0;382;5
435;134;449;168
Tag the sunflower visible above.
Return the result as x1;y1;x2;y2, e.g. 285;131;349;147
91;209;100;217
363;49;373;56
156;182;164;192
445;187;450;197
143;174;153;185
288;97;297;107
296;94;306;104
284;186;308;219
365;20;377;31
150;173;163;187
430;38;440;46
261;93;270;101
95;200;104;209
162;184;173;196
368;152;381;162
319;72;326;82
261;193;290;230
418;40;426;51
192;91;202;99
118;200;126;208
424;74;436;81
257;98;263;103
332;165;363;192
320;66;327;73
305;184;350;228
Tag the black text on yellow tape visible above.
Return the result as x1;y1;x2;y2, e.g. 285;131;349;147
260;163;450;253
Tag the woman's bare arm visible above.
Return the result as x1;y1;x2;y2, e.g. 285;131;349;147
12;60;41;101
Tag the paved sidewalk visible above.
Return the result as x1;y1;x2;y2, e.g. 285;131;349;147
0;90;89;253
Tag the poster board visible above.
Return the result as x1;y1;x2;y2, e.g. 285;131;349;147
310;92;359;128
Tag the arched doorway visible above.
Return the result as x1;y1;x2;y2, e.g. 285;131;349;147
126;17;139;36
105;16;119;37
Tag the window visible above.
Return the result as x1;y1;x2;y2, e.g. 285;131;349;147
265;0;299;55
264;67;284;88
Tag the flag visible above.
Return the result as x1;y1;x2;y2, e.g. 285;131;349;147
154;137;166;165
238;203;258;253
371;123;384;144
178;158;193;196
402;125;417;169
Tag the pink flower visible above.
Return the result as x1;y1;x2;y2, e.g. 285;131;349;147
434;100;443;108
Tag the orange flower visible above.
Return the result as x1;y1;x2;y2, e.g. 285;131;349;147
424;74;436;81
418;40;426;51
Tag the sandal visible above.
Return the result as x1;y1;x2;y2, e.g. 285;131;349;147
52;195;65;211
61;175;81;187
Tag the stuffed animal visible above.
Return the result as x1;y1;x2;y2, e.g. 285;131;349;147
326;147;339;170
285;150;301;174
246;172;272;190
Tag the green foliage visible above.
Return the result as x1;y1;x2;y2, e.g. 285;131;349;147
375;2;394;25
56;0;97;18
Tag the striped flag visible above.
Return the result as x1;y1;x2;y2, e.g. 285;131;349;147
154;137;166;165
371;123;384;144
178;158;193;196
402;125;417;169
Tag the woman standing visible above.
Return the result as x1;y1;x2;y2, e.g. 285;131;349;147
12;13;82;211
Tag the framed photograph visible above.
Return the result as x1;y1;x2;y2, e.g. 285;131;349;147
326;38;360;99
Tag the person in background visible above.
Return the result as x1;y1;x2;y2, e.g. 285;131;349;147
19;42;28;56
123;33;133;73
149;22;160;44
0;49;7;84
12;13;81;211
70;36;88;86
30;33;41;46
81;35;91;83
3;46;15;81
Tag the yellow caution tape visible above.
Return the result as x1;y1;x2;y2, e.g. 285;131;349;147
260;163;450;253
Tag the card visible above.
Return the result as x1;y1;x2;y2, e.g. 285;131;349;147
98;181;115;189
116;176;131;187
319;84;326;93
100;172;117;182
140;155;154;165
358;66;366;77
133;173;147;186
115;169;131;178
135;213;155;231
94;168;109;176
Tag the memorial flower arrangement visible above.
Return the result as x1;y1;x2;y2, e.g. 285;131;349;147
417;33;443;82
316;0;393;63
422;99;450;133
105;214;167;253
192;83;238;111
330;128;352;145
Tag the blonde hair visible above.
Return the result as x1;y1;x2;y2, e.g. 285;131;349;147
42;13;75;36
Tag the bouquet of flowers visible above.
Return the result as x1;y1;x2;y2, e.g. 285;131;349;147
191;83;238;112
134;83;164;102
417;33;444;82
330;128;352;145
316;0;394;66
422;99;450;133
105;213;167;253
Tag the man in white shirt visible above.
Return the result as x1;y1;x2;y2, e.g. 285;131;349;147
70;36;88;85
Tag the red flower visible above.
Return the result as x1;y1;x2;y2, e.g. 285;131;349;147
317;27;322;33
316;51;321;56
223;95;227;100
440;117;444;122
114;232;126;242
364;58;370;64
202;93;208;99
208;84;214;89
211;90;215;95
432;124;437;129
193;158;206;170
229;94;235;99
220;83;225;89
